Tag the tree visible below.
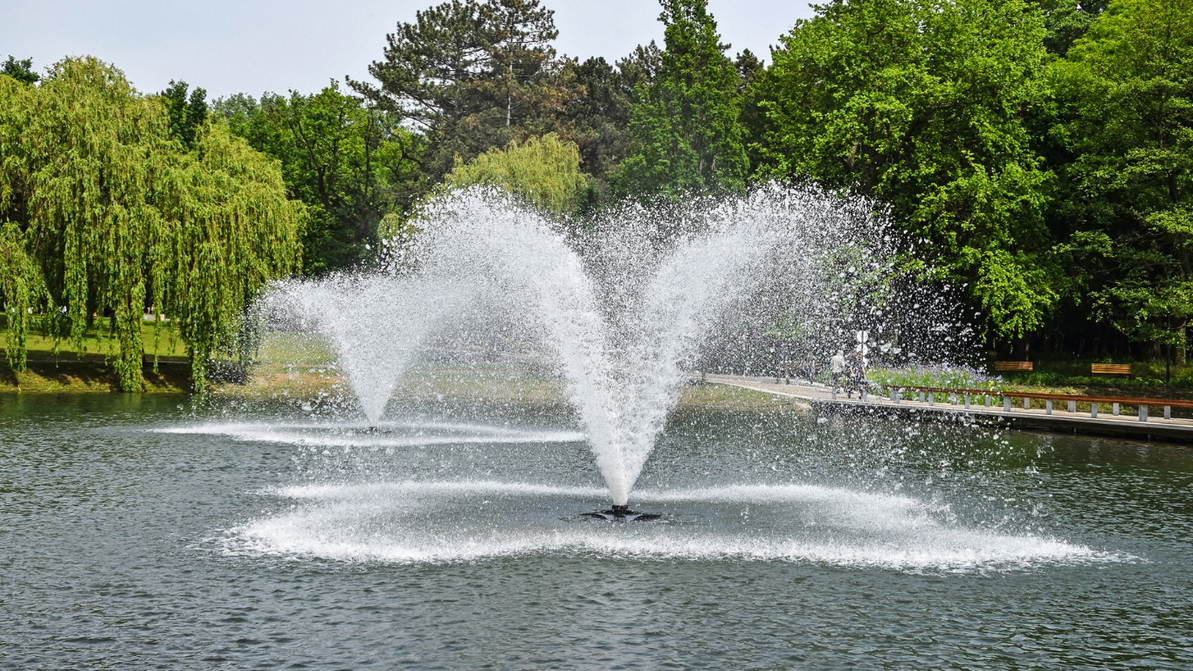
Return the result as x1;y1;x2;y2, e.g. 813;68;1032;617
752;0;1056;340
0;57;303;391
1053;0;1193;363
444;133;587;214
1030;0;1110;56
216;82;426;275
1;56;39;85
565;57;635;184
160;80;208;150
352;0;573;179
612;0;747;198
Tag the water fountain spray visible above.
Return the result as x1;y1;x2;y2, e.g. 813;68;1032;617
411;185;899;512
260;274;470;427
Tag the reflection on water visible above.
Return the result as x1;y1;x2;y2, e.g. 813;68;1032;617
2;394;1191;669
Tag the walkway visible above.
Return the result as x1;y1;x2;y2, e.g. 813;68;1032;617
701;373;1193;444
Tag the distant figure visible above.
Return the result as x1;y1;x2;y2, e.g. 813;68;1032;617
830;350;846;390
804;358;816;386
846;349;866;398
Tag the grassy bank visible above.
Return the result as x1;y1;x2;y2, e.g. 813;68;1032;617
0;358;190;393
219;356;799;415
1;316;191;393
866;360;1193;402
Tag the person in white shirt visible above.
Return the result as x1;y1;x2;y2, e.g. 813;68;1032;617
830;350;846;390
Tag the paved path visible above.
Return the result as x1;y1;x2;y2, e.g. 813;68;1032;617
701;373;1193;444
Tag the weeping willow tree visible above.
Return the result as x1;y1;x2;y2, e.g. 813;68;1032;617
0;57;303;392
445;133;588;216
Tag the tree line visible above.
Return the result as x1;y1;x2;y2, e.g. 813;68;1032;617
213;0;1193;365
2;0;1191;390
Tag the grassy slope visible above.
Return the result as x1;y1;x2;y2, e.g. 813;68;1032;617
1;317;189;393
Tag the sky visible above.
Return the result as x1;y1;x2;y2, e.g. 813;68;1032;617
1;0;816;100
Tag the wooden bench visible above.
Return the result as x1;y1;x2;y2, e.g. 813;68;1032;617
1091;363;1132;376
993;361;1033;372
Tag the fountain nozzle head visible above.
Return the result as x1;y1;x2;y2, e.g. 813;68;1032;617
582;504;660;522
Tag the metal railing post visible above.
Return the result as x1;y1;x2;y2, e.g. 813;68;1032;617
1046;400;1052;415
1139;405;1148;422
1091;403;1098;418
1068;401;1076;413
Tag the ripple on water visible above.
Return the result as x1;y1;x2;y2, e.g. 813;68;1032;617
156;420;586;449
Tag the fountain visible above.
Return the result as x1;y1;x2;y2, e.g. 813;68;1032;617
260;274;471;427
406;186;916;512
248;184;970;515
254;184;923;515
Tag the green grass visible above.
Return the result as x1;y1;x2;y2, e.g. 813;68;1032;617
1;315;189;362
0;315;190;393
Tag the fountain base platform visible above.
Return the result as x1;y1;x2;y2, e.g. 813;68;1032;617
582;505;661;522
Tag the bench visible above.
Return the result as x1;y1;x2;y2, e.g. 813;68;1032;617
993;361;1033;372
1091;363;1132;376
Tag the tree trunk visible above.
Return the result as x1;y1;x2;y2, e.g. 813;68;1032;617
1178;324;1188;367
1145;340;1161;362
1014;336;1030;361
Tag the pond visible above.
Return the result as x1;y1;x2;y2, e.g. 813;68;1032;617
2;393;1191;668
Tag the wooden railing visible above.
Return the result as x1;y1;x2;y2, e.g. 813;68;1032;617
861;384;1193;422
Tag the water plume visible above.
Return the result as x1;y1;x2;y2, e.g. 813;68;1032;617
260;275;468;425
412;185;894;505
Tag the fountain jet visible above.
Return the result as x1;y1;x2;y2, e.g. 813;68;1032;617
413;185;895;506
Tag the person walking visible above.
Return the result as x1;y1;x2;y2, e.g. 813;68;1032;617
846;349;866;398
830;350;846;391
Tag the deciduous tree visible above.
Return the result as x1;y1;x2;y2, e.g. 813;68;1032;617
1054;0;1193;362
752;0;1056;340
0;57;303;391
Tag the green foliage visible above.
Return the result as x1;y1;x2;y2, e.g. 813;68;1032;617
0;221;46;369
752;0;1056;340
1;56;39;85
216;82;426;275
1031;0;1110;55
445;133;587;214
613;0;747;198
1052;0;1193;355
868;364;1007;393
565;56;637;188
160;80;208;150
352;0;574;179
0;57;303;392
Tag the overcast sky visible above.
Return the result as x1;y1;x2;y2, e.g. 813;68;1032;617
1;0;816;99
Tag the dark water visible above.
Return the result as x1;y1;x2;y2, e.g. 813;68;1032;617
2;393;1191;669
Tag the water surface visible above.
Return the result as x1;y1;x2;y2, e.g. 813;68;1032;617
2;394;1190;668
